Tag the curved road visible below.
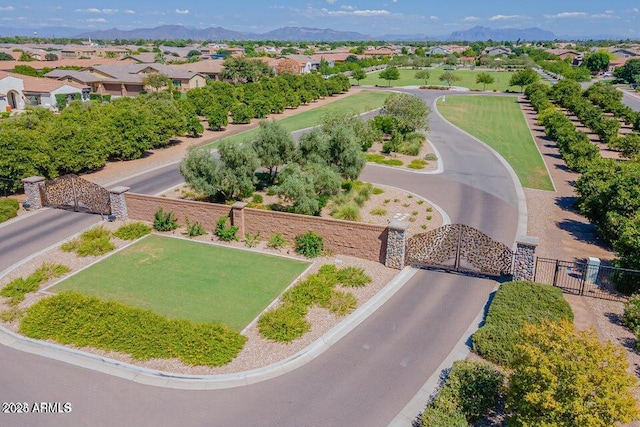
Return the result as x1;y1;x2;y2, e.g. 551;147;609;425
0;90;519;427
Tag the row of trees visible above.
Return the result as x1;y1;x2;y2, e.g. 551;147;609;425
526;82;640;270
614;58;640;84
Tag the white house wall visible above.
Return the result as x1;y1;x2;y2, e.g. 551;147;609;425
0;75;25;109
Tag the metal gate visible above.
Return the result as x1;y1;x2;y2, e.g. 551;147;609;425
40;174;111;215
534;257;640;301
406;224;513;277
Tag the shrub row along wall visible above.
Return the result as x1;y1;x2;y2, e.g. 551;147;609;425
125;193;388;263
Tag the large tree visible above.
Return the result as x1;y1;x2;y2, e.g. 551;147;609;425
414;69;430;86
252;120;296;183
379;66;400;87
583;51;612;74
381;93;430;134
476;72;495;91
614;59;640;84
351;67;366;85
142;73;171;92
439;71;461;87
509;68;540;92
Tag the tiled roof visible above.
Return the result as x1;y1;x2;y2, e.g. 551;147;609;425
0;70;88;93
167;59;224;74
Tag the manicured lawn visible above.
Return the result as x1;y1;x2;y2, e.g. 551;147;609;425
203;90;389;148
51;235;309;330
438;96;553;191
356;68;522;92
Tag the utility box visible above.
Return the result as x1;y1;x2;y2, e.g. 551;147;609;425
586;257;601;284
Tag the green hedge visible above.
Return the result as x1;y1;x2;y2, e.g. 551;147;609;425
113;222;152;240
420;360;504;426
472;281;573;367
20;292;246;366
258;264;370;342
0;198;19;223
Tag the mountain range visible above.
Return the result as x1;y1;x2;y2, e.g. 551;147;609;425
0;24;565;42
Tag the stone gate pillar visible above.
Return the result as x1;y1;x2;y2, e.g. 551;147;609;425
108;186;130;219
231;202;247;237
385;220;409;269
22;176;45;209
513;236;539;281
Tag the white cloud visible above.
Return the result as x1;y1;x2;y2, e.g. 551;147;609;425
429;16;438;21
591;13;618;19
463;16;479;22
75;8;102;13
489;14;528;21
87;18;107;23
0;6;14;11
123;10;135;14
341;5;355;10
101;9;119;14
353;9;391;16
326;0;337;4
544;12;589;19
175;9;189;15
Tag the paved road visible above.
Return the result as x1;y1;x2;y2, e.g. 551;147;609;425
1;271;496;427
622;91;640;111
0;89;519;426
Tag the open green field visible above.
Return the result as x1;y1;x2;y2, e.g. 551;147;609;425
51;235;309;330
204;90;389;148
356;69;523;92
438;96;553;191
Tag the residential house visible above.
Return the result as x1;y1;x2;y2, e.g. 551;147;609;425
483;46;511;57
282;55;314;74
167;59;224;80
609;48;640;58
546;49;581;61
425;46;452;56
362;47;395;57
0;71;89;111
60;46;99;59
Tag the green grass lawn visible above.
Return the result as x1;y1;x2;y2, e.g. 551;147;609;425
356;69;522;92
203;90;389;148
51;235;309;330
438;96;553;191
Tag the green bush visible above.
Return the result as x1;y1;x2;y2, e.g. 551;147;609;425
424;153;438;161
507;320;639;427
185;217;205;238
20;292;246;367
472;281;573;367
257;304;311;342
408;159;427;169
258;264;367;342
420;360;504;426
0;263;70;306
295;231;324;258
153;207;178;232
214;216;238;241
61;226;115;257
372;187;384;195
623;295;640;332
252;194;263;204
244;232;261;248
267;233;287;249
336;267;372;287
365;153;403;166
0;198;19;223
370;207;387;216
113;222;152;240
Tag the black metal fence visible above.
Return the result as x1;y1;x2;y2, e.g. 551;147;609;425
534;257;640;301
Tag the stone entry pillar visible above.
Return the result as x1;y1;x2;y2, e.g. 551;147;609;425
231;202;247;237
513;236;539;281
385;220;409;269
22;176;46;209
108;186;130;219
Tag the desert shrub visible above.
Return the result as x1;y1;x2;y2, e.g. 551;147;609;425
622;295;640;332
507;320;639;427
267;233;287;249
397;132;424;156
0;263;70;306
252;194;263;204
153;207;178;231
331;203;360;221
370;207;387;216
113;222;152;240
185;217;205;238
20;292;246;366
372;187;384;195
61;226;115;257
424;153;438;161
244;232;261;248
266;186;277;196
294;231;324;258
0;198;19;223
357;183;373;200
327;290;357;316
472;281;573;367
257;304;311;343
365;153;403;166
214;216;238;241
420;360;504;426
408;159;427;169
336;267;371;287
0;307;23;322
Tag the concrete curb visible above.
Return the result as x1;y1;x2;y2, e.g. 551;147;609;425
432;95;529;239
0;267;417;390
387;284;499;427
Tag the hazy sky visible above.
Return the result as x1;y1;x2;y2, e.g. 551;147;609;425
1;1;639;37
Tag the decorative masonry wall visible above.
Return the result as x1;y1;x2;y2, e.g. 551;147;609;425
108;186;130;219
21;176;45;209
125;193;391;265
513;236;539;281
